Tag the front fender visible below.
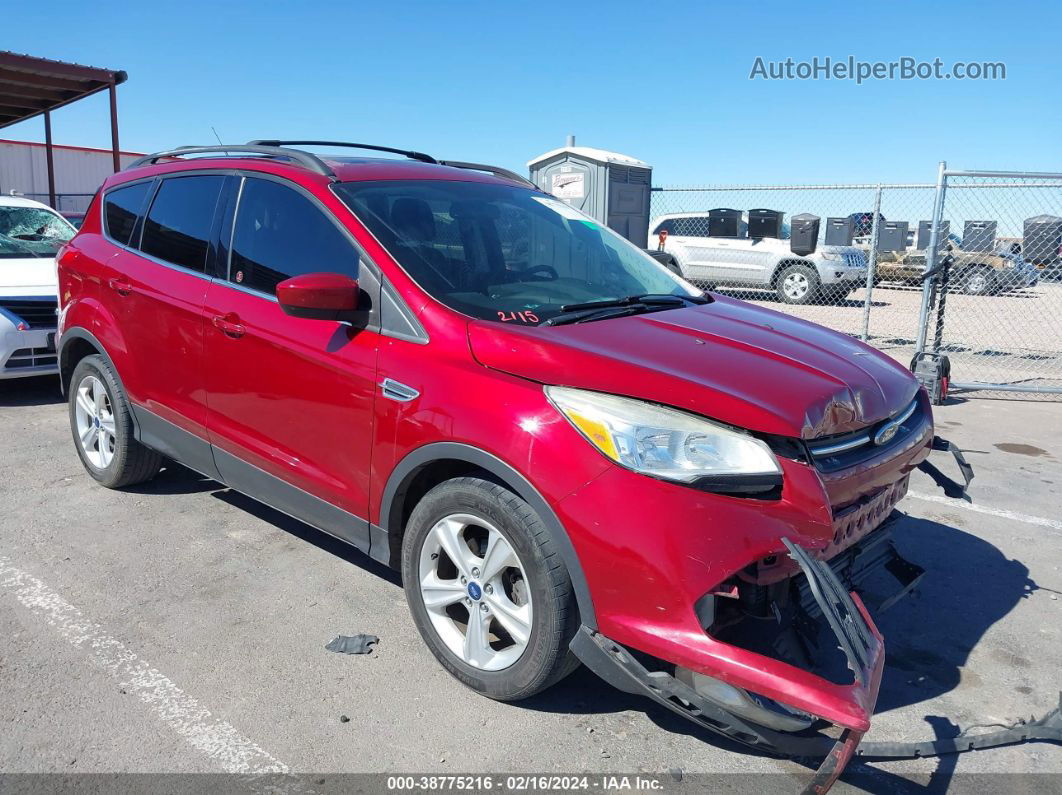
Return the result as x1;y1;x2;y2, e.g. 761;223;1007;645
379;441;599;630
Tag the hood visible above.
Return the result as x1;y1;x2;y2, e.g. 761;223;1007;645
0;256;58;297
820;245;865;256
468;295;918;439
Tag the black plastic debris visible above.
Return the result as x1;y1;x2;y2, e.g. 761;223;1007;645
326;634;379;655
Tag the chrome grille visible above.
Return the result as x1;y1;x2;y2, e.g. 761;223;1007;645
843;251;867;268
807;398;924;472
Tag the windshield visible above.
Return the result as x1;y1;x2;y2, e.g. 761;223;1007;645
334;180;699;326
0;206;75;259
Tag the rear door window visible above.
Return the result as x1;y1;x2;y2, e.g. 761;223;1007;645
103;181;152;245
139;175;225;273
228;177;359;295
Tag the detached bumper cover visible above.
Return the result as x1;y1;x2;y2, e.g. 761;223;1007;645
571;538;884;787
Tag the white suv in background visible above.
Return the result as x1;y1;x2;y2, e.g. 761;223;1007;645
650;213;868;304
0;195;75;379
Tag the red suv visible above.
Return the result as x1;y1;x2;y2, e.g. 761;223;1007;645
57;141;939;780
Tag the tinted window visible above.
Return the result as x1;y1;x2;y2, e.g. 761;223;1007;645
140;176;224;272
229;178;358;295
650;219;674;236
334;180;697;326
104;182;152;245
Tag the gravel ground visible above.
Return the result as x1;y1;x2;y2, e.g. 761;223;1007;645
1;376;1060;793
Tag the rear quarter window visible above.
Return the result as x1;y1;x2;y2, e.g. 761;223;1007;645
103;181;153;245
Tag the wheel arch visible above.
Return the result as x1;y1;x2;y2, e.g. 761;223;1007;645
770;258;816;286
379;442;597;629
59;328;123;398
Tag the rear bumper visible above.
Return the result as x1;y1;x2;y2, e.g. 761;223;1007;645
571;539;885;783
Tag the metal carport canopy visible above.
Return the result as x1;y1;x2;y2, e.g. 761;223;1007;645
0;51;127;206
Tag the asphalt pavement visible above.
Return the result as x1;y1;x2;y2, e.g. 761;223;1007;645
1;376;1060;792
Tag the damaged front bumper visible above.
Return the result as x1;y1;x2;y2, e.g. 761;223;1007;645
570;537;885;789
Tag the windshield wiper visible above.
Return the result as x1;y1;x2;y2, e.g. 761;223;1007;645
542;305;654;327
559;292;710;313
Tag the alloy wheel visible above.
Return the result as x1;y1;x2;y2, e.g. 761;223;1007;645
966;272;988;294
418;513;533;671
783;272;810;300
74;375;116;469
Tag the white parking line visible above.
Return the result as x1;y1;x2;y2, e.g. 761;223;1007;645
0;556;289;774
907;491;1062;534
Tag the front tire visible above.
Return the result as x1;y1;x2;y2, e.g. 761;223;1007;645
776;263;821;305
68;355;163;488
402;476;579;701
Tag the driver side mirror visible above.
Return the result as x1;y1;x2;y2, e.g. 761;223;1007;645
276;272;365;323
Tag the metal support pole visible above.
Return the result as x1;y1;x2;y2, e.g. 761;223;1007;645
109;82;121;173
860;185;883;342
915;161;947;354
43;110;56;209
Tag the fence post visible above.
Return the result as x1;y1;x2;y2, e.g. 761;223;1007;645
860;185;883;341
915;161;948;355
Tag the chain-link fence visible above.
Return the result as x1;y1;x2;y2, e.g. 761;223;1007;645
918;170;1062;398
650;170;1062;399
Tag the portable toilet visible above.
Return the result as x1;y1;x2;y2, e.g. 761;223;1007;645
528;136;652;247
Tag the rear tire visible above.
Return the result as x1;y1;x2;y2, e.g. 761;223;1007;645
68;355;163;488
402;476;580;701
775;263;821;305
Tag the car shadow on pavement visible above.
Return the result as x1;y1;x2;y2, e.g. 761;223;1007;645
0;375;63;406
124;462;220;496
210;488;402;586
872;514;1035;713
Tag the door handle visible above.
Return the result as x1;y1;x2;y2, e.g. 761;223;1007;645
212;313;245;338
108;277;133;296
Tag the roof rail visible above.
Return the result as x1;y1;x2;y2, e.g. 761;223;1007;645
438;160;536;188
248;140;437;165
125;145;336;177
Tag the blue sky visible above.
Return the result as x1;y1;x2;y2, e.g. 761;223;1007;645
4;0;1059;185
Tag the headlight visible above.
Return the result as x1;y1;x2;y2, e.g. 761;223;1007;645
546;386;782;488
820;251;843;261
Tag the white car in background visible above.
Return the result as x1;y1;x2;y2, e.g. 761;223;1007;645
1;195;76;379
649;212;868;304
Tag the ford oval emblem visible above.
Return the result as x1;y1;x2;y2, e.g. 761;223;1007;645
874;421;900;446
